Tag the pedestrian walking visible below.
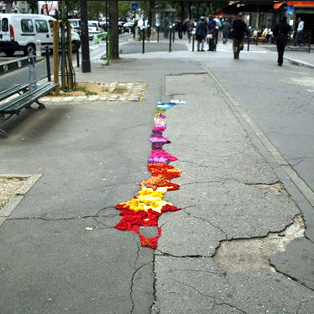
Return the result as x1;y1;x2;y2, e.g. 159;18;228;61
187;18;194;43
195;16;206;51
213;15;221;46
274;16;291;66
176;19;183;39
206;16;216;51
294;17;304;46
231;12;249;59
221;19;231;44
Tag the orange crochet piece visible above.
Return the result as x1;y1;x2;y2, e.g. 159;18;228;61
140;175;180;191
147;163;183;179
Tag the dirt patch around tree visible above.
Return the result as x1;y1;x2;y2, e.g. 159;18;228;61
0;176;28;211
58;81;147;101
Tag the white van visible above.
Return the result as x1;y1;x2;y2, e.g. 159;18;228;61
0;13;81;56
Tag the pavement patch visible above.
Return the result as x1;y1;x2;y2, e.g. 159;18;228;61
213;215;305;273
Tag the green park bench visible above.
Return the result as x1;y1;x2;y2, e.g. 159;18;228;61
0;84;29;102
0;82;58;137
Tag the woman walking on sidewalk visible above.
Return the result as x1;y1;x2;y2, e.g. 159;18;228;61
274;16;291;66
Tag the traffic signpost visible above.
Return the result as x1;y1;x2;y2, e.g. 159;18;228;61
131;2;138;12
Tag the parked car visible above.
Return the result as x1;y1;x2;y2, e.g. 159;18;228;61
0;13;81;56
122;21;134;33
88;20;101;40
69;18;81;34
99;20;109;32
118;19;125;33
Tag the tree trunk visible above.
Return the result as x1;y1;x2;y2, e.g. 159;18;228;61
109;0;119;59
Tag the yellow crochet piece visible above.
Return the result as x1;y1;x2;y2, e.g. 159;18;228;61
118;187;172;213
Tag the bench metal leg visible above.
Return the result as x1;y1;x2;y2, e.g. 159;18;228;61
35;100;46;109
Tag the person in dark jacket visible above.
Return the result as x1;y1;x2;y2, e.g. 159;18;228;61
195;16;206;51
231;12;249;59
274;16;291;66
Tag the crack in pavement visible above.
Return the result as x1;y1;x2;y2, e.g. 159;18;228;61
130;262;152;314
184;212;228;240
176;279;248;313
154;249;210;258
213;302;248;314
4;206;118;222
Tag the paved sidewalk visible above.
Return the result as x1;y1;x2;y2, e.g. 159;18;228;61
1;37;314;314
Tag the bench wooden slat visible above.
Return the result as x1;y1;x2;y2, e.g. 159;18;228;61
1;83;58;114
0;84;28;102
0;84;48;112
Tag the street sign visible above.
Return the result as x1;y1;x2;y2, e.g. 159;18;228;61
131;2;139;12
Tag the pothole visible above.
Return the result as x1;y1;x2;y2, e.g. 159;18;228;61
246;181;285;195
213;215;305;273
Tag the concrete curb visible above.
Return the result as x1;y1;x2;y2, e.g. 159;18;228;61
284;56;314;69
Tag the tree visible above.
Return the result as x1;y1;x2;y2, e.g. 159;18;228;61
119;1;132;18
87;1;106;20
109;0;119;59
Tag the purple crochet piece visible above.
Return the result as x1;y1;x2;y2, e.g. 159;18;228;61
148;149;178;164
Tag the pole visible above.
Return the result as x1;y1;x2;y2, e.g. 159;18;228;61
67;21;73;90
80;0;91;73
105;1;110;65
169;26;172;52
142;28;145;54
76;48;80;67
45;45;51;82
53;21;60;94
192;34;195;51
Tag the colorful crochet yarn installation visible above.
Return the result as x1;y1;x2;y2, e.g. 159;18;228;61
115;99;186;249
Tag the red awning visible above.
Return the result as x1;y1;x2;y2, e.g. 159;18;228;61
274;0;314;9
273;2;284;9
287;1;314;6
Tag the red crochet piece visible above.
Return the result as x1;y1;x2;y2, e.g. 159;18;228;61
115;204;181;249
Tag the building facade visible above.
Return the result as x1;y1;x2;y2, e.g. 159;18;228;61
0;1;29;13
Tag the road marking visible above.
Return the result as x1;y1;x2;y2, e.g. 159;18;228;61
206;66;314;207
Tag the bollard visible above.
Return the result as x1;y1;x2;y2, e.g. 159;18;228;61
76;47;80;67
28;52;37;91
45;46;51;81
142;28;145;54
169;26;172;52
36;40;41;57
192;34;194;51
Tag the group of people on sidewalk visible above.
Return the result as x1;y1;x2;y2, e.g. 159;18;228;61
194;12;249;59
192;12;304;66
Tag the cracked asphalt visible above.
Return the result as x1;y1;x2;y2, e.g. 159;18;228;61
1;39;314;314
